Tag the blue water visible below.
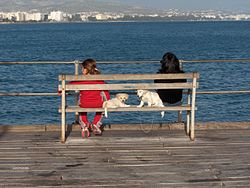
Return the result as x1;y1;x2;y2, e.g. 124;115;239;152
0;21;250;125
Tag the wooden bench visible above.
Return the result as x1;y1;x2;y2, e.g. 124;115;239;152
59;72;199;143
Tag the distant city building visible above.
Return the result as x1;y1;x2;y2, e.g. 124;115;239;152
225;14;250;20
15;12;25;21
49;11;64;22
3;12;16;21
80;14;88;21
26;12;43;21
95;13;112;20
4;12;45;22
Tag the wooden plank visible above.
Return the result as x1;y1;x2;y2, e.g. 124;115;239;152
58;105;193;113
59;82;193;91
1;122;249;133
58;73;199;81
72;82;193;90
0;124;236;136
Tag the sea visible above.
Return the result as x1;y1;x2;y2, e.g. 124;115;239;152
0;21;250;125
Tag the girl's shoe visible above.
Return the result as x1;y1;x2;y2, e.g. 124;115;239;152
81;126;90;138
88;124;93;132
92;124;102;136
79;122;91;138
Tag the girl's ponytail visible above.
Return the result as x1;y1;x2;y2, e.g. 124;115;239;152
82;58;101;75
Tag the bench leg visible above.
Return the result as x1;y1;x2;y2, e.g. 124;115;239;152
186;90;191;137
190;78;197;141
74;62;80;125
74;92;79;124
190;110;195;141
178;110;182;122
61;77;66;143
190;119;195;141
186;111;190;136
74;113;79;124
61;111;66;143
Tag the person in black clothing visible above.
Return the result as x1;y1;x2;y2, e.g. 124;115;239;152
155;52;186;104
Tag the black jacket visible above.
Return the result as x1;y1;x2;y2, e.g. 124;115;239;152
154;71;186;104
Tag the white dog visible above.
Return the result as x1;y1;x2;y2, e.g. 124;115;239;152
103;93;130;117
136;89;165;118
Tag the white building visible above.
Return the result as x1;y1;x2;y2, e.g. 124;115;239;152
95;13;111;20
25;12;43;21
15;12;26;21
13;12;44;21
3;12;16;20
80;14;88;21
0;12;4;20
49;11;64;21
33;13;43;21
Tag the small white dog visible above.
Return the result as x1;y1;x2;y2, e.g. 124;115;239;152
136;89;165;118
103;93;130;117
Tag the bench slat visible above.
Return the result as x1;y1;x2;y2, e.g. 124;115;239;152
59;73;199;81
59;105;193;113
59;83;194;91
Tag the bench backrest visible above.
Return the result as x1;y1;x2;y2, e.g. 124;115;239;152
58;73;199;91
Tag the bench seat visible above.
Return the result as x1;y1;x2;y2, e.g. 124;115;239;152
59;105;193;113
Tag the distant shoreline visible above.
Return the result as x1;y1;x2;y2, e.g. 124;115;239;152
1;20;250;25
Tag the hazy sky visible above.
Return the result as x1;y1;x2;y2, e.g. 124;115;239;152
118;0;250;12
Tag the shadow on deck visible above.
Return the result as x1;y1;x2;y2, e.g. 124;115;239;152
0;122;250;187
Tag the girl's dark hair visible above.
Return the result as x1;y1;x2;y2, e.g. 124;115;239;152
159;52;181;73
81;58;101;75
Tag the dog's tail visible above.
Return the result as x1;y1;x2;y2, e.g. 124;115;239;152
161;111;164;118
159;103;165;118
102;101;108;118
104;107;108;118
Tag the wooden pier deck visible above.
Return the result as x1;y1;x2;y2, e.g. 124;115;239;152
0;123;250;187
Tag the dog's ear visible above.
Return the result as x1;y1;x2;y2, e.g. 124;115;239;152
136;90;143;97
117;93;129;100
124;93;129;99
115;94;121;99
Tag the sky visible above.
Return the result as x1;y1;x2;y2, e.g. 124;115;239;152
117;0;250;12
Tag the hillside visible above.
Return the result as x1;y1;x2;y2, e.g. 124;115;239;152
0;0;145;13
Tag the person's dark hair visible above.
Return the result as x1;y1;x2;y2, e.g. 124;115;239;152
81;58;101;75
159;52;181;73
155;52;186;104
